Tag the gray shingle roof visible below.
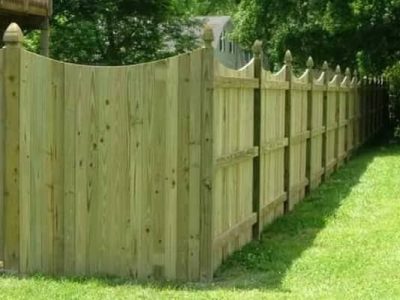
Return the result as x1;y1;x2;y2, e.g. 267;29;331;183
195;16;232;47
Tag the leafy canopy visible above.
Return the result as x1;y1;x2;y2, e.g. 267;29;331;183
27;0;200;65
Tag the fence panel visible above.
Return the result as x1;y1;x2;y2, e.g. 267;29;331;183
287;70;310;210
325;74;339;177
18;50;64;275
212;60;256;272
337;73;348;166
353;76;361;149
258;66;287;228
308;71;325;190
6;48;211;281
367;79;373;140
347;74;356;156
0;24;390;282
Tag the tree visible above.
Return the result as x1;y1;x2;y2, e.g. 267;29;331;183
25;0;200;65
233;0;400;74
171;0;241;15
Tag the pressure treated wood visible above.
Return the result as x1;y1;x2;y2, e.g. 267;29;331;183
288;70;310;210
259;65;287;227
212;59;255;273
0;49;4;263
308;71;325;190
1;48;214;280
0;31;387;281
3;39;22;272
325;74;339;178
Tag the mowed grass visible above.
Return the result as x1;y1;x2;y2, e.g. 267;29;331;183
1;143;400;299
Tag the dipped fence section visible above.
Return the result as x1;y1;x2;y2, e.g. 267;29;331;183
212;61;256;272
0;24;389;281
0;24;215;281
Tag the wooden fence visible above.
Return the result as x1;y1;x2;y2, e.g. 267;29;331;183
0;23;389;281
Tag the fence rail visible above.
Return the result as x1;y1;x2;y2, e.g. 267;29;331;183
0;23;389;281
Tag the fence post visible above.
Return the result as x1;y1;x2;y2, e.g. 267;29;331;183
306;56;314;192
353;70;359;149
382;76;389;131
252;40;262;239
368;76;373;140
322;61;329;182
344;67;351;160
2;23;24;272
370;76;374;140
377;77;382;132
283;50;292;213
380;77;385;131
199;25;215;281
361;76;367;144
334;65;341;171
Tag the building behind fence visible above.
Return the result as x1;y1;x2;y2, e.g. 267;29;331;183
0;23;389;281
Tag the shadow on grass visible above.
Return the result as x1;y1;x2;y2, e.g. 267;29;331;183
211;141;400;291
1;141;399;293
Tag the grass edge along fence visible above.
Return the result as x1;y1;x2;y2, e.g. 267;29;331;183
0;23;388;281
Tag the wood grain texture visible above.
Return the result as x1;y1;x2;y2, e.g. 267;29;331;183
3;44;22;272
287;70;309;210
308;72;325;190
259;65;286;227
0;49;4;263
1;44;384;281
211;59;255;275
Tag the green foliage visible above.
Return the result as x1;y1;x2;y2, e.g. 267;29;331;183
233;0;400;74
385;62;400;131
35;0;200;65
171;0;241;15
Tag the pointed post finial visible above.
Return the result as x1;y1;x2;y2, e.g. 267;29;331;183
306;56;314;69
202;25;214;49
322;61;329;71
335;65;341;75
3;23;24;46
284;50;292;66
345;67;351;77
252;40;262;59
353;70;358;79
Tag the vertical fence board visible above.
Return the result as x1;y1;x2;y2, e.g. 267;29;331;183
199;44;214;280
0;49;4;264
3;40;22;272
188;49;203;280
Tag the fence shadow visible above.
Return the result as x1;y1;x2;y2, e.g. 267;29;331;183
210;144;381;291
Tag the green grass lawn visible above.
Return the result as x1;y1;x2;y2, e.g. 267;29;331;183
1;143;400;299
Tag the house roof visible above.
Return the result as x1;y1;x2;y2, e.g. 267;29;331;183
196;16;232;47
